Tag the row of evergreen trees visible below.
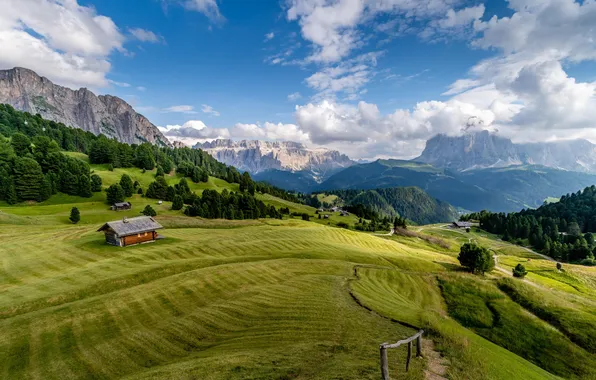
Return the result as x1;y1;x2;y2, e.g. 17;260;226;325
462;186;596;264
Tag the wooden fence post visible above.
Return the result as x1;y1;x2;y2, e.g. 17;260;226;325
380;345;389;380
416;335;422;357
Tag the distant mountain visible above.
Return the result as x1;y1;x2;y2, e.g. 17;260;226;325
327;187;458;224
195;139;354;185
318;159;596;212
0;67;170;146
416;130;596;173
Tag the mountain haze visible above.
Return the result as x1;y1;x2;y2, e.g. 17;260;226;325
0;67;170;146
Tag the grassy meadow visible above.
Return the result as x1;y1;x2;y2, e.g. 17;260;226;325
1;156;596;379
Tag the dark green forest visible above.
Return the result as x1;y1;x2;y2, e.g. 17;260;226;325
320;187;457;225
0;104;298;217
463;186;596;264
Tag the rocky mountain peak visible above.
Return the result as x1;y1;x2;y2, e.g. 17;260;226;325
194;139;354;180
416;130;596;173
0;67;171;147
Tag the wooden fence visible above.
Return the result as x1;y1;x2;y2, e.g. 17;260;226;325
380;330;424;380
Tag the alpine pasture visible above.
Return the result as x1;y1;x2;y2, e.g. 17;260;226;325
2;163;596;379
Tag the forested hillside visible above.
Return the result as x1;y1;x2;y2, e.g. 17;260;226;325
0;104;298;219
463;186;596;264
322;187;458;224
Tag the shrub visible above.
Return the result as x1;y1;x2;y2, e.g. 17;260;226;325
337;222;349;229
512;263;528;278
69;207;80;224
108;163;114;171
458;242;494;275
301;213;310;221
142;205;157;217
556;262;562;271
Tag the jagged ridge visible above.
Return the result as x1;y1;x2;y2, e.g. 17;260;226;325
0;67;170;146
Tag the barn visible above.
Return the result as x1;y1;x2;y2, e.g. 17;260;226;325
111;202;132;211
97;216;164;247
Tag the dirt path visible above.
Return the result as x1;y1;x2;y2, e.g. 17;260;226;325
423;339;449;380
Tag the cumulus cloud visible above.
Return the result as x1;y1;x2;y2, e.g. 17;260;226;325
107;80;131;88
264;32;275;41
128;28;165;44
201;104;220;116
0;0;126;88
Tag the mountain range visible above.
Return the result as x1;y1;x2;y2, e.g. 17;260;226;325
194;139;354;189
416;130;596;173
0;67;170;146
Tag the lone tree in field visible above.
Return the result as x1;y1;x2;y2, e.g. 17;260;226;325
458;242;494;275
119;174;134;197
512;263;528;278
142;205;157;217
556;262;562;271
69;207;80;224
106;184;125;205
301;213;310;221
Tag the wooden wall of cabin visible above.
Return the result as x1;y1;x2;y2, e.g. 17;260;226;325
122;231;156;246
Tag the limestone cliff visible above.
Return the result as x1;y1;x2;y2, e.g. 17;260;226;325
0;67;170;146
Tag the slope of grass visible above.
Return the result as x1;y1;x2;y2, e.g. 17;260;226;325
2;175;596;379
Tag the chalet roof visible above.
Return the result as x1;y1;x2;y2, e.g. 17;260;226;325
113;202;131;207
453;221;473;228
97;216;163;237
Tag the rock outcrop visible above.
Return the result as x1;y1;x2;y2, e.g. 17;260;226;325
0;67;170;146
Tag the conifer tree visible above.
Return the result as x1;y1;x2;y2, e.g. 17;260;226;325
69;207;80;224
119;174;134;197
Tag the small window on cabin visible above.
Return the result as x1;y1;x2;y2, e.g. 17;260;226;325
144;232;147;236
138;233;141;237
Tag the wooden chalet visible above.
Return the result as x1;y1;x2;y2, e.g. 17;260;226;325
97;216;163;247
452;221;474;229
111;202;132;211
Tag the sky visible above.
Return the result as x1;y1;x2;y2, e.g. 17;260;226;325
1;0;596;159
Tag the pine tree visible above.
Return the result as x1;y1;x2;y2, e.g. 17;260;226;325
39;175;52;202
119;174;134;197
69;207;80;224
142;205;157;217
6;180;17;205
172;195;184;210
78;175;92;198
13;157;43;201
106;184;125;204
156;165;164;177
91;174;103;192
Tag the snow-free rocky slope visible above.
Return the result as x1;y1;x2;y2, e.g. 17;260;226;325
0;67;170;146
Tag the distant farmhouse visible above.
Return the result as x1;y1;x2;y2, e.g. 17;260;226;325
98;216;163;247
452;221;475;229
111;202;132;211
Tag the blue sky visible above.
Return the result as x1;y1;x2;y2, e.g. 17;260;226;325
2;0;596;159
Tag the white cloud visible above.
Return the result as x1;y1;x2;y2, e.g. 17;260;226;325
305;51;382;101
288;92;302;101
108;79;131;88
264;32;275;41
0;0;126;88
128;28;165;44
163;105;198;114
201;104;220;116
183;0;224;23
231;122;310;143
137;86;147;91
158;120;230;146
